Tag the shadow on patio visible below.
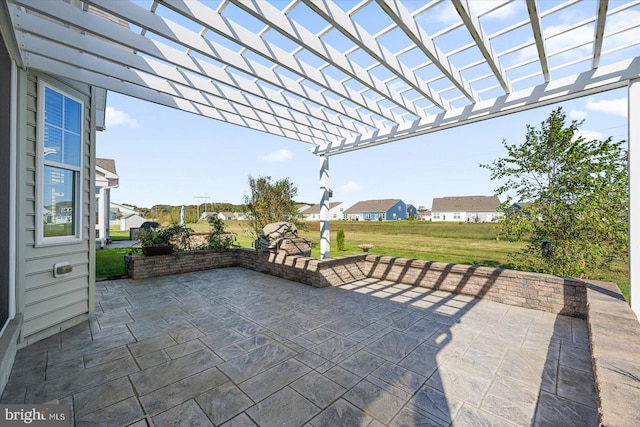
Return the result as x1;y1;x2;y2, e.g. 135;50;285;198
1;267;597;426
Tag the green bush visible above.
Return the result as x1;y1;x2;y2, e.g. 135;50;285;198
336;228;345;251
202;216;235;251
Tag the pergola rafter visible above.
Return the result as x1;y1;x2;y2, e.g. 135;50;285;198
376;0;477;104
451;0;513;94
4;0;637;151
526;0;550;83
300;0;448;111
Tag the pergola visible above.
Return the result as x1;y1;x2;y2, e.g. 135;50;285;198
2;0;639;314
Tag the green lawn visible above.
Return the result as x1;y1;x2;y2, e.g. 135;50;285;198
95;247;136;277
95;220;629;301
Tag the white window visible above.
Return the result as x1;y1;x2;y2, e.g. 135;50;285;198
37;82;83;244
433;213;440;220
453;212;461;220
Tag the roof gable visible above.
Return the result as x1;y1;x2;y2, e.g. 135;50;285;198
432;196;500;212
344;199;402;214
303;202;343;215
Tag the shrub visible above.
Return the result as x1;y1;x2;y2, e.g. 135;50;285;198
336;228;345;251
202;216;235;251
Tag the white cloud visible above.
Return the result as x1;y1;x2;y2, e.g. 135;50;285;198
263;148;293;163
586;97;627;118
105;106;139;128
338;181;362;192
574;129;604;141
568;109;587;120
432;1;459;25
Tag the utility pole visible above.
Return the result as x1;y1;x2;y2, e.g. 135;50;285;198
193;194;211;221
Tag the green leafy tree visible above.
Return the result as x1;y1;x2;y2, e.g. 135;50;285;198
243;175;304;239
481;107;628;278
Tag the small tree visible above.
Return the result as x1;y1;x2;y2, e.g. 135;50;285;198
203;216;235;251
243;175;303;239
336;228;345;251
481;107;628;278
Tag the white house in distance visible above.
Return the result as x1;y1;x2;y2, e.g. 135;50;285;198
302;202;346;220
431;196;501;222
344;199;407;221
95;158;118;247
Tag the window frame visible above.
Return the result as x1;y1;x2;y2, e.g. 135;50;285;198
36;80;84;246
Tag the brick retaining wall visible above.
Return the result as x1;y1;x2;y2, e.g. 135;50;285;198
125;249;368;288
125;250;236;280
125;249;587;317
584;280;640;426
363;255;587;317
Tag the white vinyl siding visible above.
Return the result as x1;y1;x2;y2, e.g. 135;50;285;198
21;73;92;341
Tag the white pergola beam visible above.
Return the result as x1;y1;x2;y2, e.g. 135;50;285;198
20;32;344;144
526;0;551;83
319;155;330;259
630;77;640;318
593;0;609;69
376;0;477;104
27;53;320;144
78;0;396;125
301;0;448;111
226;0;428;117
14;0;383;134
315;57;640;155
452;0;512;94
16;13;353;142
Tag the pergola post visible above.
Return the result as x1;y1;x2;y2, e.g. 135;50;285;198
630;78;640;318
319;155;330;259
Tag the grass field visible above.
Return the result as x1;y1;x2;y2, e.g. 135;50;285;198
97;220;629;301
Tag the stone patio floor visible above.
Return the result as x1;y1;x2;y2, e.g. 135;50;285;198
1;267;598;426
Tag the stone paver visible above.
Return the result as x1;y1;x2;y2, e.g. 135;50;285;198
1;267;598;426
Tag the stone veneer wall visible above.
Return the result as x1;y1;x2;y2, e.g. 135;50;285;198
125;249;587;318
125;250;236;280
125;249;368;288
362;255;587;318
584;280;640;426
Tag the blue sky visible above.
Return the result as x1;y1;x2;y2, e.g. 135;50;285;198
97;87;628;210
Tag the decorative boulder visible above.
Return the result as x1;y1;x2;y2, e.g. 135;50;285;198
255;222;311;256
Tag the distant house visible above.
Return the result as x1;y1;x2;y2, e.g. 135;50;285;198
302;202;346;220
297;204;312;213
431;195;501;222
344;199;407;221
110;202;138;226
418;209;432;221
406;204;418;219
120;213;146;231
95;158;119;247
218;212;246;220
512;202;532;216
200;211;217;221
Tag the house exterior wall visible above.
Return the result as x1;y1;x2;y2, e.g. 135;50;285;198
304;204;344;220
385;200;407;220
121;214;146;230
432;210;499;222
0;30;11;337
345;200;407;221
17;71;95;345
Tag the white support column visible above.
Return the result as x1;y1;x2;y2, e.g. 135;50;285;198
630;78;640;318
320;155;330;259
